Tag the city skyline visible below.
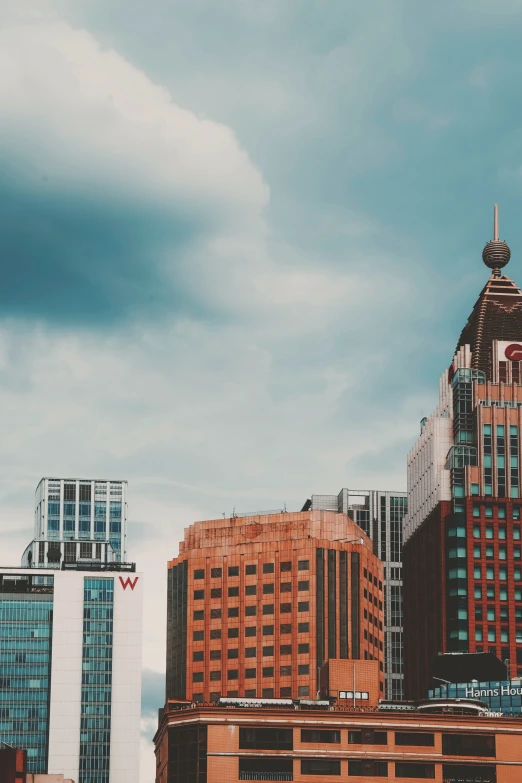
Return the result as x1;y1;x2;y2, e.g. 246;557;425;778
3;1;522;780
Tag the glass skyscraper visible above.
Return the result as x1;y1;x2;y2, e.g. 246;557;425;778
0;572;54;773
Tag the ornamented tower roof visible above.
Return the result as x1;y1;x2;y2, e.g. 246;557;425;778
455;204;522;378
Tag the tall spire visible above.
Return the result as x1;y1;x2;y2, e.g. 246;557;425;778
482;203;511;274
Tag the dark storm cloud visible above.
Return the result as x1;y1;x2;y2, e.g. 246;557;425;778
0;178;205;326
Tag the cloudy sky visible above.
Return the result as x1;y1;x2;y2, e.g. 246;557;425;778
2;0;522;778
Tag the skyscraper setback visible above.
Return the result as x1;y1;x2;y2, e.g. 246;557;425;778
403;206;522;697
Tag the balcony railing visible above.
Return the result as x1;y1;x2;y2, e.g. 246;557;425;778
239;774;292;781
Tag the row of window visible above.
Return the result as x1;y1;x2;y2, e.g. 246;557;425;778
238;727;494;755
362;569;383;591
194;582;309;599
193;623;307;641
193;643;309;661
239;758;495;778
448;565;522;581
362;589;383;609
193;664;310;681
193;593;311;612
194;561;309;580
193;687;311;700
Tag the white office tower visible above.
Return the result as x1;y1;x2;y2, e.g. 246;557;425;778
0;566;143;783
22;478;127;568
0;477;142;783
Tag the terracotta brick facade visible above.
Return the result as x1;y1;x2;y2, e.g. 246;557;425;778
155;703;522;783
166;511;385;703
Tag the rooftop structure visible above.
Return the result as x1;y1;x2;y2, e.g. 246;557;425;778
22;478;128;569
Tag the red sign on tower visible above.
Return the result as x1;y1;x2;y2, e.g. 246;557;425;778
505;344;522;361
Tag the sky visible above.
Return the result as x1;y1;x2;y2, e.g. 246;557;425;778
2;0;522;779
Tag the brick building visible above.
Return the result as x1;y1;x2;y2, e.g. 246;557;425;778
0;747;74;783
154;700;522;783
166;510;385;703
403;207;522;697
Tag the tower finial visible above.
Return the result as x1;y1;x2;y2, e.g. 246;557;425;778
482;203;510;272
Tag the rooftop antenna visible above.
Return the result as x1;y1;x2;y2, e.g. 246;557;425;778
494;203;499;242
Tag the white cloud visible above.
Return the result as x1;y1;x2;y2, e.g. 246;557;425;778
0;13;268;225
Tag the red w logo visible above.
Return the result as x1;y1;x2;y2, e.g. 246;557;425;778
119;576;139;591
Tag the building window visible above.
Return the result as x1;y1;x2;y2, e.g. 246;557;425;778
228;566;239;577
245;648;256;658
263;604;274;615
239;758;293;781
347;760;388;777
280;623;292;634
298;560;309;570
228;628;239;638
302;760;340;776
245;627;256;637
193;651;203;662
210;650;221;660
228;607;239;618
246;585;257;596
298;602;309;612
298;622;309;633
194;569;204;580
211;608;222;619
227;669;238;680
193;590;204;600
209;670;221;681
245;668;256;678
262;667;274;677
228;649;238;659
298;581;309;591
395;732;434;746
228;587;239;597
349;730;387;745
239;728;293;750
280;665;291;676
210;629;221;639
442;734;495;757
263;646;274;657
280;582;292;592
280;644;292;655
298;643;309;654
245;605;256;616
211;588;222;598
192;672;204;682
193;631;204;641
301;729;340;743
298;685;310;697
263;583;274;594
263;563;274;574
395;762;435;779
280;561;292;572
246;564;257;575
280;603;291;613
211;567;222;578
